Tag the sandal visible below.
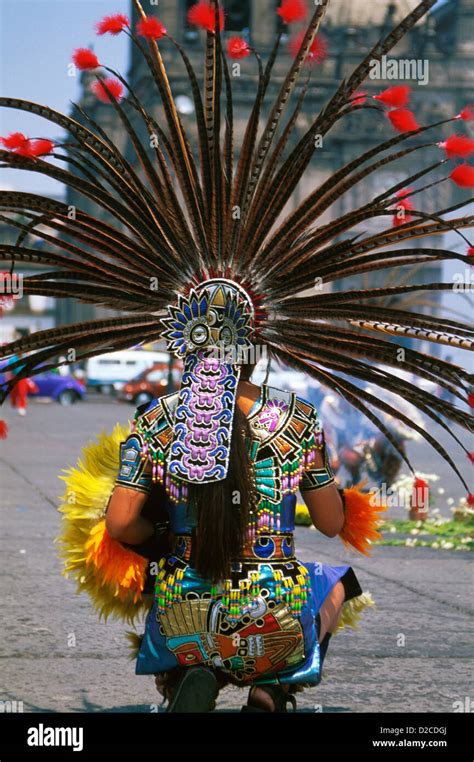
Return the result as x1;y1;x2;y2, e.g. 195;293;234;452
241;683;297;713
166;666;219;713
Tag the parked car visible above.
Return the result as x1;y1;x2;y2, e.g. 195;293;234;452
29;372;87;405
118;361;182;406
86;350;171;394
0;359;86;406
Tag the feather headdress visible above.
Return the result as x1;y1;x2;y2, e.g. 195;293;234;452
0;0;472;492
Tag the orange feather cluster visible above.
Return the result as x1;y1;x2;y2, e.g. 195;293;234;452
84;520;147;603
339;485;387;555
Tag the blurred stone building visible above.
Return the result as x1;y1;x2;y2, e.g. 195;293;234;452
61;0;473;357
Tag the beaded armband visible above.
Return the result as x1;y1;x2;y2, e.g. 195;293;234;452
300;432;335;492
115;433;153;494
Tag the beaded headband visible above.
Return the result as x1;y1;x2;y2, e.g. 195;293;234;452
160;278;255;484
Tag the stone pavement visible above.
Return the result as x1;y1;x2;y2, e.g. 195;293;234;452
0;398;472;713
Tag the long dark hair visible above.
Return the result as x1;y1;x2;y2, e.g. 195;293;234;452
188;366;257;583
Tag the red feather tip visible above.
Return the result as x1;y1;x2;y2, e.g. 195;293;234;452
95;14;130;35
468;452;474;464
17;139;54;158
73;48;100;70
277;0;308;24
456;104;474;121
1;133;53;158
30;139;54;157
467;492;474;507
469;393;474;408
387;108;420;133
450;163;474;188
351;91;367;105
227;36;251;59
136;16;167;40
392;187;414;227
0;420;8;440
438;135;474;159
187;2;224;33
373;85;412;107
288;31;328;63
395;187;414;201
467;245;474;258
91;78;124;103
0;132;29;149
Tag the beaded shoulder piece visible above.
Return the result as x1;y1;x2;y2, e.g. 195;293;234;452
246;385;327;535
130;392;186;502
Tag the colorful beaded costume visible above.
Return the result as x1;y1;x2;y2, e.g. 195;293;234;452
117;384;364;685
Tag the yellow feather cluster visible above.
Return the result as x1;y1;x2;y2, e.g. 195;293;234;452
56;423;153;625
334;591;375;633
124;630;144;661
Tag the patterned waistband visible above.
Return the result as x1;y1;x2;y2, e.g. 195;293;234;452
171;532;295;562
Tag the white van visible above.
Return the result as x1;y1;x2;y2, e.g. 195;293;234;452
86;350;169;394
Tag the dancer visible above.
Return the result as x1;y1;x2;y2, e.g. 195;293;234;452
106;289;370;711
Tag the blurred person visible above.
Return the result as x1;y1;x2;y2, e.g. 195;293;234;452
4;353;38;416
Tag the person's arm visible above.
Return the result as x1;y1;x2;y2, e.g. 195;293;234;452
105;431;155;544
300;433;344;537
106;486;154;543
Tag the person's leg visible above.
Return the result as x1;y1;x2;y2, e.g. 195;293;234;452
245;582;346;712
17;381;28;415
318;580;345;642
